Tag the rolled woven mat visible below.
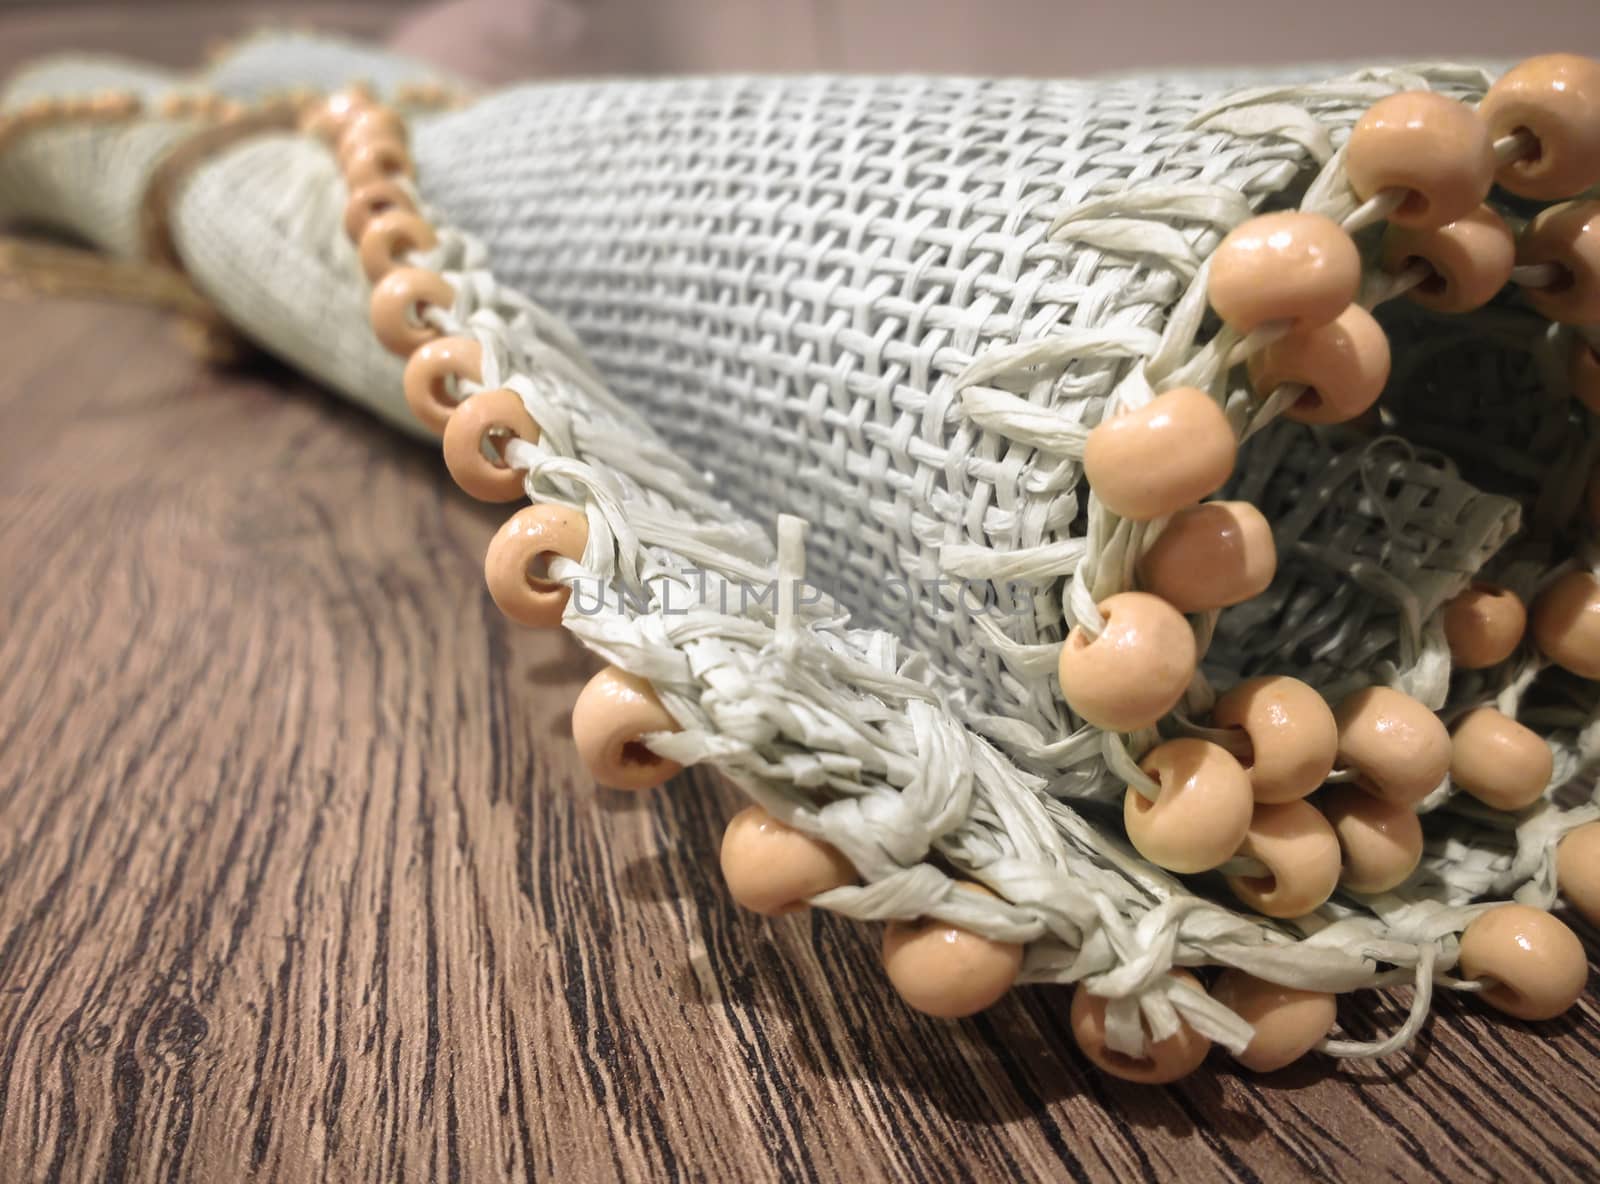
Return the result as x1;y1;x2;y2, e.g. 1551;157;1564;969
3;31;1598;1083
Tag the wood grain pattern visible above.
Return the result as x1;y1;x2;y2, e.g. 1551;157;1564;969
2;294;1600;1183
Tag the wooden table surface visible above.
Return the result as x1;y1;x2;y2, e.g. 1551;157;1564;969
2;293;1600;1184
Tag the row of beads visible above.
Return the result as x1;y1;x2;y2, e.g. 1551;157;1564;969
724;806;1586;1081
0;90;151;154
1124;635;1561;917
312;86;687;794
1067;203;1393;904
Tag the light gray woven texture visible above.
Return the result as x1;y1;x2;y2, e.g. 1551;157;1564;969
4;37;1597;1062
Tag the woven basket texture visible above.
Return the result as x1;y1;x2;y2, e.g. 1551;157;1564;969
3;36;1597;1059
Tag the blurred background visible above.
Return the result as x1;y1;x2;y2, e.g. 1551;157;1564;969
1;0;1596;82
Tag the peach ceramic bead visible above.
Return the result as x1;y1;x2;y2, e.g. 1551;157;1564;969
1478;54;1600;200
1069;970;1211;1085
1557;822;1600;927
1333;687;1451;806
358;209;438;282
1441;583;1527;670
339;105;408;160
720;805;856;916
1123;739;1253;874
1531;570;1600;679
369;266;453;356
1457;904;1588;1021
301;86;370;141
1058;592;1196;732
1345;92;1495;230
1518;201;1600;324
402;336;482;434
1319;785;1423;894
1207;212;1361;335
1573;339;1600;415
343;179;417;243
89;92;139;118
881;884;1023;1019
1212;675;1338;804
1211;970;1337;1073
344;137;413;187
1082;387;1236;521
442;388;541;503
1448;708;1552;811
1225;800;1341;918
1247;304;1390;426
483;503;589;628
571;666;683;791
1136;501;1275;613
1381;205;1515;314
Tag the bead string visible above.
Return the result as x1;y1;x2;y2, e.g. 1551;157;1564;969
989;55;1600;1065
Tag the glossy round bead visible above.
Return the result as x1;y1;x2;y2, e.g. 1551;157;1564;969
369;266;453;356
1517;201;1600;324
1345;91;1495;229
571;667;683;791
1069;970;1211;1085
1212;675;1338;804
881;884;1023;1019
1207;212;1361;335
442;388;540;503
1531;570;1600;679
1136;501;1275;614
343;179;417;243
1573;338;1600;415
1478;54;1600;200
402;336;482;435
343;137;413;188
358;210;438;283
301;86;371;141
1557;822;1600;927
17;96;56;124
1247;304;1390;426
1381;205;1515;314
1123;738;1253;874
1333;687;1451;807
1058;592;1196;732
1457;904;1587;1021
339;105;408;161
484;503;589;628
1211;970;1337;1073
1082;387;1236;522
1225;800;1341;918
1449;708;1552;811
720;805;856;916
89;92;139;118
1442;583;1526;670
1319;785;1423;894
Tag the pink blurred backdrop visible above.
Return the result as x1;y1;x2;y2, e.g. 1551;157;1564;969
391;0;1599;81
2;0;1596;82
